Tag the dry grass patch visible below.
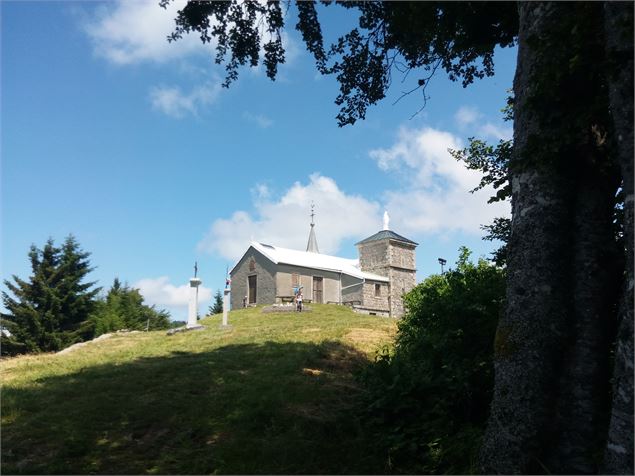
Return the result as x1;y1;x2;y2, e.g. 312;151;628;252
344;326;396;351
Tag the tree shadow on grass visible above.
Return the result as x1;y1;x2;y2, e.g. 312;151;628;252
2;340;389;475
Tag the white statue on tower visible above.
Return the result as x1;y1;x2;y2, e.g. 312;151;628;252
383;210;390;230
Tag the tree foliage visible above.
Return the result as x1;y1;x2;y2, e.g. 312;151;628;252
209;289;223;315
161;0;518;125
83;278;171;338
1;236;100;355
450;99;513;266
362;248;506;473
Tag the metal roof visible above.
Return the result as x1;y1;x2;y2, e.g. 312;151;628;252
355;229;418;246
231;242;389;282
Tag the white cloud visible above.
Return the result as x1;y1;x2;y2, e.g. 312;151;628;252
198;174;382;261
370;126;473;191
134;276;212;318
243;111;274;128
198;125;510;265
84;1;300;69
454;106;513;141
479;123;513;141
83;0;209;65
251;183;271;199
370;126;510;236
455;106;480;127
149;80;221;118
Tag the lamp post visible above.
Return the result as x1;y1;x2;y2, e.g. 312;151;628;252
438;258;447;274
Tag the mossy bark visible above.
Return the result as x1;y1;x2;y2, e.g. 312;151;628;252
479;3;624;473
479;4;576;473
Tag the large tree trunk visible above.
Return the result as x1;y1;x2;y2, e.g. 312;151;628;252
478;3;577;473
478;2;623;472
550;5;622;472
603;2;634;474
553;147;620;474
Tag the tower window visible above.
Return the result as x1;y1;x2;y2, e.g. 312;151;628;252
375;283;381;297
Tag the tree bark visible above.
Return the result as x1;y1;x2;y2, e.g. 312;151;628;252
553;147;620;474
603;2;634;474
549;5;622;472
479;3;576;473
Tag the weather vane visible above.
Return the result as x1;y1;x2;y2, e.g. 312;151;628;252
310;201;316;225
194;261;198;278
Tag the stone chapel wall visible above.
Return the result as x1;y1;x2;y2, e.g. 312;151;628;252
230;248;276;309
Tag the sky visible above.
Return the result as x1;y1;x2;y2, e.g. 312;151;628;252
2;1;517;320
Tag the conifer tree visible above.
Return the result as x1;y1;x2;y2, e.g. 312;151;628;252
85;278;171;337
1;236;99;354
209;290;223;315
57;235;100;339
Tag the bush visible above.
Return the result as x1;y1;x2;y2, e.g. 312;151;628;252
361;247;506;474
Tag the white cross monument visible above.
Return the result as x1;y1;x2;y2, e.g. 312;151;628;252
221;267;231;328
187;261;203;329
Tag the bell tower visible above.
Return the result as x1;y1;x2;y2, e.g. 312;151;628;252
356;212;417;317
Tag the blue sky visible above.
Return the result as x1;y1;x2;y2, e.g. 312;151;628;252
2;1;516;319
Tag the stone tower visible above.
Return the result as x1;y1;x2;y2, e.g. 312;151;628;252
356;215;417;317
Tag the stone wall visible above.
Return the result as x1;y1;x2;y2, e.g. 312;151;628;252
388;241;416;270
357;238;417;317
341;274;364;304
388;268;417;317
229;247;277;310
360;281;390;312
357;241;391;277
387;242;417;317
276;264;341;303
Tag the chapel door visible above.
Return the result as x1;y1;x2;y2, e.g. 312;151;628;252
313;277;323;304
248;275;257;304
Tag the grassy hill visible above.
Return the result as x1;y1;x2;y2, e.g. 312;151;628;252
1;305;397;474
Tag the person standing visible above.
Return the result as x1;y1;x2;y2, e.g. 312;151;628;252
296;289;303;312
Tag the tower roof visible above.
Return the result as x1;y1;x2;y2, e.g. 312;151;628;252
306;224;319;253
306;202;319;253
356;229;418;246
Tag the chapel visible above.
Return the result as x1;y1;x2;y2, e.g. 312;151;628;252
229;211;418;317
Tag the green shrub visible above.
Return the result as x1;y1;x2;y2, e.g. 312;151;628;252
361;247;506;474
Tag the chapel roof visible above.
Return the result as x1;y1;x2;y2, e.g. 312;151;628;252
355;229;418;246
233;241;389;282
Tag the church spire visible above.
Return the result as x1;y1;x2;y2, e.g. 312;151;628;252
306;202;319;253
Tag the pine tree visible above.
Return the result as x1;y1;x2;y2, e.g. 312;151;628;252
1;236;99;354
209;290;223;315
57;235;100;340
85;279;171;337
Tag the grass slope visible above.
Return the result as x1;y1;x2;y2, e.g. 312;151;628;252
1;305;396;474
